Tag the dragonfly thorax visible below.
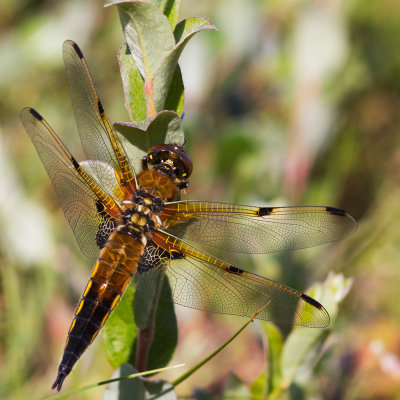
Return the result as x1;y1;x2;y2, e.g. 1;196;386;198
118;192;164;244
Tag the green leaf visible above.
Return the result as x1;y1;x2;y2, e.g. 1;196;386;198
163;0;180;30
164;64;184;116
118;42;147;122
261;321;283;395
102;273;177;372
152;17;216;111
148;0;180;29
251;372;268;399
116;2;175;79
103;364;177;400
133;269;178;370
144;275;178;370
173;16;215;44
142;380;177;400
102;284;138;369
281;327;330;387
113;111;185;174
103;364;142;400
107;0;180;28
118;43;184;121
134;270;164;330
111;3;214;118
280;273;353;386
223;373;252;398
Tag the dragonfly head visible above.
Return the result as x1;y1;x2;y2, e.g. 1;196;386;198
146;143;193;189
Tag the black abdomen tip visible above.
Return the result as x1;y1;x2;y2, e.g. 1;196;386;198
52;371;68;391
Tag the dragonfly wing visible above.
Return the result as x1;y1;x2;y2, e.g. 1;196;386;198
63;40;136;198
21;107;119;259
136;231;330;328
163;201;357;254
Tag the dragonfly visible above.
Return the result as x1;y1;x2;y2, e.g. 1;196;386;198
21;40;357;391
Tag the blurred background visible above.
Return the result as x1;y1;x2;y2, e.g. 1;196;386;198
1;0;400;398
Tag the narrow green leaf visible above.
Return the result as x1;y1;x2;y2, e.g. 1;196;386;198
115;1;175;78
173;304;267;387
102;284;138;368
45;363;183;400
152;17;216;111
113;111;185;175
103;364;177;400
118;43;147;122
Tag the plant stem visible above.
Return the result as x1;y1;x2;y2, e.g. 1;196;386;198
135;324;154;372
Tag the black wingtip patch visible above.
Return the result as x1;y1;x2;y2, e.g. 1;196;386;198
301;293;323;309
258;207;273;216
97;100;105;115
29;108;43;121
72;42;84;59
326;207;346;217
227;265;244;275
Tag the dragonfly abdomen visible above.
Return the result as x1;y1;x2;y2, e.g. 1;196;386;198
52;230;145;391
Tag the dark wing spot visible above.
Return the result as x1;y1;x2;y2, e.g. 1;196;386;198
258;207;273;216
72;42;84;59
325;207;346;217
300;293;323;309
170;250;185;260
96;200;105;214
29;108;43;121
97;100;105;115
71;157;80;170
227;265;244;274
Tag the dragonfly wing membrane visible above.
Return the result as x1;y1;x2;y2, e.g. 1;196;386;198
63;40;136;198
137;232;330;328
21;107;118;259
163;201;357;254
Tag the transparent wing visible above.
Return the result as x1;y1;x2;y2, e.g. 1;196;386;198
63;40;136;199
136;231;330;328
162;201;357;254
21;107;120;259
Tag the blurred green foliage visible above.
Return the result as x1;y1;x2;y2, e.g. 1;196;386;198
1;0;400;399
